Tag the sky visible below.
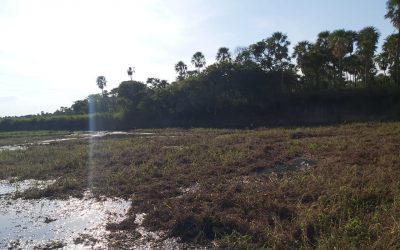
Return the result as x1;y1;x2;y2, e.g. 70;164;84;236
0;0;395;116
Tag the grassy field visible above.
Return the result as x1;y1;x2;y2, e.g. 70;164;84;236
0;123;399;249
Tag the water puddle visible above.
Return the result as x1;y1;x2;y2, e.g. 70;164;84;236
0;145;27;152
0;179;56;196
0;131;156;152
0;179;190;249
127;213;186;250
0;180;130;249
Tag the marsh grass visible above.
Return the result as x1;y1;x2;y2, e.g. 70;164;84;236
0;123;399;248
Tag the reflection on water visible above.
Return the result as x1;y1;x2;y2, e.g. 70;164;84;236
0;145;27;152
0;131;155;152
0;179;55;195
0;180;185;249
0;180;130;249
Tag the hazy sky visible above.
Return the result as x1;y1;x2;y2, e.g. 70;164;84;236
0;0;394;116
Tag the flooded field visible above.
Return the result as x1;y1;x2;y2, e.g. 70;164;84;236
0;180;129;249
0;131;183;249
0;179;184;249
0;124;399;248
0;131;155;152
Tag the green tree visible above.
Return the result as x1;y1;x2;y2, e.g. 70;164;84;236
191;52;206;72
216;47;232;63
343;54;361;86
376;52;390;85
312;31;334;87
382;34;399;85
146;78;169;89
265;32;292;72
117;81;148;116
71;100;88;114
293;41;320;88
328;30;357;83
175;61;188;81
356;27;380;87
234;47;254;66
250;32;292;73
96;76;107;95
376;52;389;77
385;0;400;86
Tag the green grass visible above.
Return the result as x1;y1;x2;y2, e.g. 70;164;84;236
0;123;399;248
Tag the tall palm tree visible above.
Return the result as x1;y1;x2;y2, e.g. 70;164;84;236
376;52;390;85
382;34;399;84
266;32;291;71
216;47;232;63
293;41;316;88
191;52;206;72
385;0;400;86
356;26;380;87
293;41;313;69
328;30;355;82
127;67;135;81
175;61;188;81
96;76;107;95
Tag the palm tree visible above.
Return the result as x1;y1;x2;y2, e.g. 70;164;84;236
382;34;399;84
265;32;291;71
328;30;356;82
385;0;400;86
293;41;316;88
127;67;135;81
376;52;390;85
293;41;313;69
216;47;232;63
175;61;187;81
191;52;206;72
234;47;253;65
356;27;380;87
249;42;270;70
96;76;107;95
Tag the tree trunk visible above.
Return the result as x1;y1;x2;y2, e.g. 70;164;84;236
365;61;368;88
397;27;400;86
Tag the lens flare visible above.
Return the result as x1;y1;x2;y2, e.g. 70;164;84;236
88;97;96;190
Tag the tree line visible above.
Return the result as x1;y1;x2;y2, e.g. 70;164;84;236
1;0;400;131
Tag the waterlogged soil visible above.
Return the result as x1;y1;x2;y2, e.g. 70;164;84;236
0;131;190;249
0;124;399;248
0;180;185;249
0;180;130;249
0;145;27;152
0;131;154;152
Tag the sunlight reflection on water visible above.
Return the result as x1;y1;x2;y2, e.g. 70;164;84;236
0;180;130;249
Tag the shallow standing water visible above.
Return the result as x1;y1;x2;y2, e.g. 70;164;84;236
0;131;155;152
0;180;130;249
0;131;188;249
